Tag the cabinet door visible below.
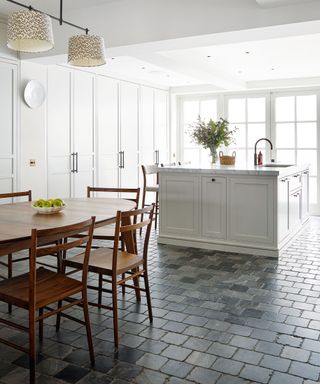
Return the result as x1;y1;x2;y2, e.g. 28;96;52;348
0;62;16;200
229;177;275;245
278;177;289;242
301;171;309;222
140;86;155;165
289;190;301;230
47;66;72;198
120;82;139;188
73;71;95;197
154;89;169;165
159;173;200;236
201;176;227;239
95;76;119;194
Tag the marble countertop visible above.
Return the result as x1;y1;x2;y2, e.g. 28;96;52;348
158;163;310;176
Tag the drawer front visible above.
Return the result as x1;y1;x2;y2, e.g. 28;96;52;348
289;173;301;193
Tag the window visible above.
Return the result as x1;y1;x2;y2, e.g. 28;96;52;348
273;93;318;204
225;96;268;165
181;97;218;165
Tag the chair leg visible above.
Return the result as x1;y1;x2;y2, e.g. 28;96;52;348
82;294;95;366
120;240;126;295
112;278;119;348
7;254;12;313
144;269;153;323
29;309;37;384
98;274;103;306
140;189;146;235
39;308;43;342
154;192;159;230
132;268;141;302
55;300;62;331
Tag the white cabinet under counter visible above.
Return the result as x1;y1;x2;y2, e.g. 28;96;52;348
158;164;310;257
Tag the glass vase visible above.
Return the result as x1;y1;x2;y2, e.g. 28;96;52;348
210;147;218;164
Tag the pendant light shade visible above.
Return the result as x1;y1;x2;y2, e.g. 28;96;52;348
68;35;106;67
7;9;54;53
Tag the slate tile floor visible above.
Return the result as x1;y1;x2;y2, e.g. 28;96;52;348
0;218;319;383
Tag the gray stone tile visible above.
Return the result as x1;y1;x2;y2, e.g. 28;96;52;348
240;364;272;383
187;367;221;384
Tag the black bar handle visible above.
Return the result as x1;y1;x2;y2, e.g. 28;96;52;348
122;151;125;169
71;153;75;173
75;152;79;173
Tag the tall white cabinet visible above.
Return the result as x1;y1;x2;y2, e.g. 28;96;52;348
47;67;94;198
0;61;17;197
47;67;169;199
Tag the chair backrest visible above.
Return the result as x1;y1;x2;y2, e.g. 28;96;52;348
112;205;154;272
142;164;158;176
29;217;96;308
0;190;32;203
87;187;140;209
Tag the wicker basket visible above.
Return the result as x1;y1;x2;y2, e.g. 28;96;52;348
219;151;236;165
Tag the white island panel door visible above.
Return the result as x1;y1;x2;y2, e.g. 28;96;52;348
229;177;275;245
160;173;200;236
73;71;95;197
120;82;139;188
47;66;72;199
0;62;16;198
96;75;119;193
201;176;227;239
154;89;169;165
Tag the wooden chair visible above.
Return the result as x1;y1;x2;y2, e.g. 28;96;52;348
141;165;159;230
0;191;32;312
86;187;140;302
63;204;155;348
0;217;96;384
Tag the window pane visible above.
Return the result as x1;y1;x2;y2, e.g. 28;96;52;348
297;95;317;121
275;96;295;122
184;125;197;147
248;98;266;122
276;149;295;164
183;101;199;125
248;123;266;148
184;148;199;165
200;99;217;122
232;149;246;165
297;150;317;176
228;98;245;122
297;122;317;148
200;148;211;166
232;123;246;147
276;123;295;148
309;177;317;204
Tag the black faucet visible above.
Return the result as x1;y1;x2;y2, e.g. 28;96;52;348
254;138;273;166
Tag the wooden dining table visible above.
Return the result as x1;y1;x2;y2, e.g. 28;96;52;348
0;197;136;256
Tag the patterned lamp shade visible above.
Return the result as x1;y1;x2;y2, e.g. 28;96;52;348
68;35;106;67
7;10;54;53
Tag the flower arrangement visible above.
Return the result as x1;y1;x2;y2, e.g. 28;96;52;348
190;117;237;163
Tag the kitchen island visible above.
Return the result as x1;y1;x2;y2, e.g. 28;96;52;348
158;164;310;257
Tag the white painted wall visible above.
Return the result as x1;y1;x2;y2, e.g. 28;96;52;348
19;61;48;199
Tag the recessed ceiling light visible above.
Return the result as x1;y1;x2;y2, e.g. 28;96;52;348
111;57;115;60
207;55;211;58
141;66;146;70
245;51;250;54
238;70;243;74
271;68;275;71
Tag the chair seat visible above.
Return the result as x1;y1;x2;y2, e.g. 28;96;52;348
65;247;143;275
146;185;159;193
0;267;82;310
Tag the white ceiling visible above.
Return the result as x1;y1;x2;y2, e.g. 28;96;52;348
256;0;314;8
158;33;320;83
0;0;118;16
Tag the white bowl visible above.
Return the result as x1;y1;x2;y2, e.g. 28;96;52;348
32;204;66;215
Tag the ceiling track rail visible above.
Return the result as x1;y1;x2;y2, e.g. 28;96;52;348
6;0;89;34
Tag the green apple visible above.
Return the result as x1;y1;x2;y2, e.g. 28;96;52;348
43;200;52;208
34;200;44;207
53;199;63;207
